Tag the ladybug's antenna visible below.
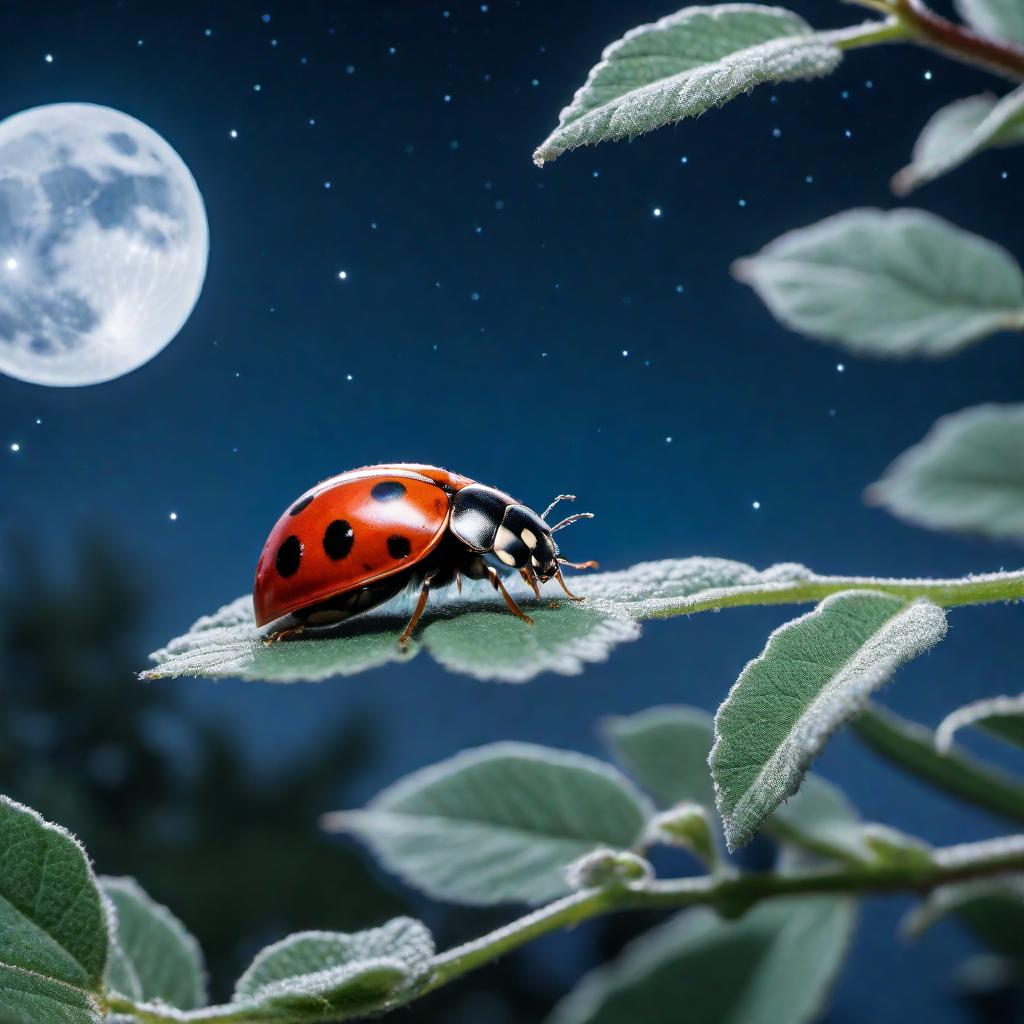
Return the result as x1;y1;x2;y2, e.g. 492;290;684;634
557;557;599;570
542;493;576;519
550;511;594;533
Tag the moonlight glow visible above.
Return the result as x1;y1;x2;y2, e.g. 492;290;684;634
0;103;209;387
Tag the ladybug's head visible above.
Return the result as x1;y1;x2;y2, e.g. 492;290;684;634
491;495;595;584
450;485;596;585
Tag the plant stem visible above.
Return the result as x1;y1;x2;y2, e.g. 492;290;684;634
106;833;1024;1020
824;17;912;51
640;568;1024;620
423;835;1024;996
894;0;1024;82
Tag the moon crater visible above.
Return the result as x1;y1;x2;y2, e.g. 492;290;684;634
0;103;209;386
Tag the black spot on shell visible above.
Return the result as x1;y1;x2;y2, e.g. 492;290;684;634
387;535;412;560
323;519;355;561
289;494;314;516
371;480;406;502
275;535;302;578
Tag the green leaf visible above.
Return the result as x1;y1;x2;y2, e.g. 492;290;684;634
904;878;1024;960
0;967;101;1024
546;897;854;1024
769;774;871;866
954;0;1024;45
936;694;1024;753
893;89;1024;195
533;5;840;166
101;877;206;1010
733;208;1024;357
601;705;716;810
324;743;652;906
601;705;870;864
0;797;108;1024
868;404;1024;540
711;591;947;850
145;556;1024;685
233;963;413;1022
852;703;1024;824
229;918;434;1020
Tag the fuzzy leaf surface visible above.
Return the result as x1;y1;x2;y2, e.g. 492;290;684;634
0;798;107;1024
546;896;854;1024
533;5;840;165
222;917;434;1020
894;89;1024;194
324;743;652;906
711;592;947;850
954;0;1024;44
869;404;1024;540
102;877;206;1010
733;209;1024;357
0;967;100;1024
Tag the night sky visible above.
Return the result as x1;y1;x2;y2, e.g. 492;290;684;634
2;2;1024;1021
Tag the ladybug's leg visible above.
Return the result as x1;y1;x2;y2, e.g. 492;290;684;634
554;565;587;602
487;567;535;626
398;571;438;649
519;566;541;599
263;624;306;644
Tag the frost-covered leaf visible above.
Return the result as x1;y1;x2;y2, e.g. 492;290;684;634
711;591;947;850
230;917;433;1019
0;797;108;1024
101;877;205;1010
324;743;652;906
954;0;1024;44
533;5;840;166
602;706;717;810
546;896;854;1024
894;89;1024;195
853;703;1024;824
144;556;1022;684
869;404;1024;540
937;694;1024;753
733;209;1024;357
904;877;1024;959
140;558;819;684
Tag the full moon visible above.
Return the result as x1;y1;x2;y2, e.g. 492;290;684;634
0;103;208;387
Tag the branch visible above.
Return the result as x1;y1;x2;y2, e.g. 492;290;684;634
894;0;1024;82
422;834;1024;996
642;568;1024;620
103;832;1024;1021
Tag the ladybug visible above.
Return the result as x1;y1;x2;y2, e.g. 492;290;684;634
253;463;597;646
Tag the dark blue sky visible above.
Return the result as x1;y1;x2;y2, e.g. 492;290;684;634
2;2;1023;1020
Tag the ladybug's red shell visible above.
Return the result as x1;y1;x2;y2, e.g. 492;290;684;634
253;464;475;627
